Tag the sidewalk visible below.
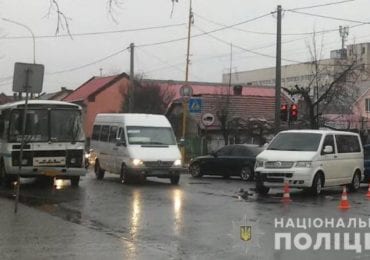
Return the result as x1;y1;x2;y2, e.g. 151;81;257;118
0;197;169;260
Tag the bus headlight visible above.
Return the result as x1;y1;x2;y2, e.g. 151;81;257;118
173;159;182;167
255;160;264;168
132;159;143;166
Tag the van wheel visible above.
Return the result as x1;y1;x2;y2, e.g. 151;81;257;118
240;166;253;181
256;179;269;195
70;176;80;187
310;173;324;196
94;160;105;180
170;175;180;185
349;172;361;192
120;165;129;184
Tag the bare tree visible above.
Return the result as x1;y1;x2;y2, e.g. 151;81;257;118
283;35;366;129
121;77;175;114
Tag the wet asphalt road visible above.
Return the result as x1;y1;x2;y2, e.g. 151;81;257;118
1;169;370;260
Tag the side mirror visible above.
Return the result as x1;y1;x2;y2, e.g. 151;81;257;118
323;145;333;154
116;139;126;147
178;138;185;147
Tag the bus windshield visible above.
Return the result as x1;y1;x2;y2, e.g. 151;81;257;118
8;109;84;143
127;126;176;145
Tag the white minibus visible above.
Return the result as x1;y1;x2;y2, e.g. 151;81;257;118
91;113;183;184
254;129;364;195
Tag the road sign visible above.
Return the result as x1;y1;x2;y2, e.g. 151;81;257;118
188;98;202;113
12;62;44;93
179;84;193;98
201;113;215;127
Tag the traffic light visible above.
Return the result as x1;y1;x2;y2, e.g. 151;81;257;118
290;104;298;121
280;104;288;121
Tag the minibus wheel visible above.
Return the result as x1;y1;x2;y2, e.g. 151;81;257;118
94;160;105;180
255;179;269;195
170;175;180;185
0;161;16;188
349;171;361;192
120;165;130;184
310;173;324;196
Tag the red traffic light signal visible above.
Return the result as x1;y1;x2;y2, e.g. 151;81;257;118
280;104;288;121
290;104;298;121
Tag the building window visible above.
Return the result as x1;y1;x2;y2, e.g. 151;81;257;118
362;47;366;55
366;99;370;112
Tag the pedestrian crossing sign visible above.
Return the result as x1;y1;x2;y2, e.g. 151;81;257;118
188;98;202;113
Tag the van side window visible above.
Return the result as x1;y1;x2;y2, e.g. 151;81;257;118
336;135;361;153
100;125;110;142
92;125;101;140
322;135;335;154
109;126;118;143
118;127;126;143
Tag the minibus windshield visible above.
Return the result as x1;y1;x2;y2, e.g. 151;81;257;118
127;126;176;145
267;132;322;151
8;109;84;143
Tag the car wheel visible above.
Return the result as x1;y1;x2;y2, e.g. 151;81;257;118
349;171;361;192
94;160;105;180
70;176;80;187
255;178;269;195
120;165;129;184
240;166;253;181
170;175;180;185
189;163;202;178
310;173;324;196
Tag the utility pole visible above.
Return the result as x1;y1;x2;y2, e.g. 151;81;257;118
181;0;193;163
129;43;135;113
274;5;282;134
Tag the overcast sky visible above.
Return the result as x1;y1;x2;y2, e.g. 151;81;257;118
0;0;369;95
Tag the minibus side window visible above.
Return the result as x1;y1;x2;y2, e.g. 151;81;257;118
109;126;118;143
336;135;361;153
100;125;109;142
118;127;126;144
321;135;335;155
92;125;101;141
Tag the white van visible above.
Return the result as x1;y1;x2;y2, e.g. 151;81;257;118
91;113;183;184
254;129;364;195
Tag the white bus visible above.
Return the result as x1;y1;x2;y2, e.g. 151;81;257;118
0;100;87;187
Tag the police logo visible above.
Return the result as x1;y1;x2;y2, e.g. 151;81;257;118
240;226;252;241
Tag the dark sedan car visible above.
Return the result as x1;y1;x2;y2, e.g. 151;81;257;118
189;144;264;181
363;144;370;182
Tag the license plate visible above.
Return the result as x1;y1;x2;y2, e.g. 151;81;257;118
151;170;168;175
33;157;66;167
43;169;62;177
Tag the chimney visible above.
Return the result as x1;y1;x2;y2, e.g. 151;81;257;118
61;87;67;91
233;85;243;96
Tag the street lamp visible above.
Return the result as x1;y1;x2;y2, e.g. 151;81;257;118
2;17;36;64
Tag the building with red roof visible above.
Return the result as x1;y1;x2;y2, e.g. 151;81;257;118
63;73;130;138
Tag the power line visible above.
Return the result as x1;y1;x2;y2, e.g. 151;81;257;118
286;10;370;24
0;23;186;40
47;47;129;75
194;11;363;36
286;0;355;11
193;25;303;64
136;12;272;48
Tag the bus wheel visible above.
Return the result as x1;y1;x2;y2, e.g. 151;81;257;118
0;162;16;189
71;176;80;187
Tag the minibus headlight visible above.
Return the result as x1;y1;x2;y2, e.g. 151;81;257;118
173;159;182;167
296;161;312;168
255;160;264;168
132;159;143;166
